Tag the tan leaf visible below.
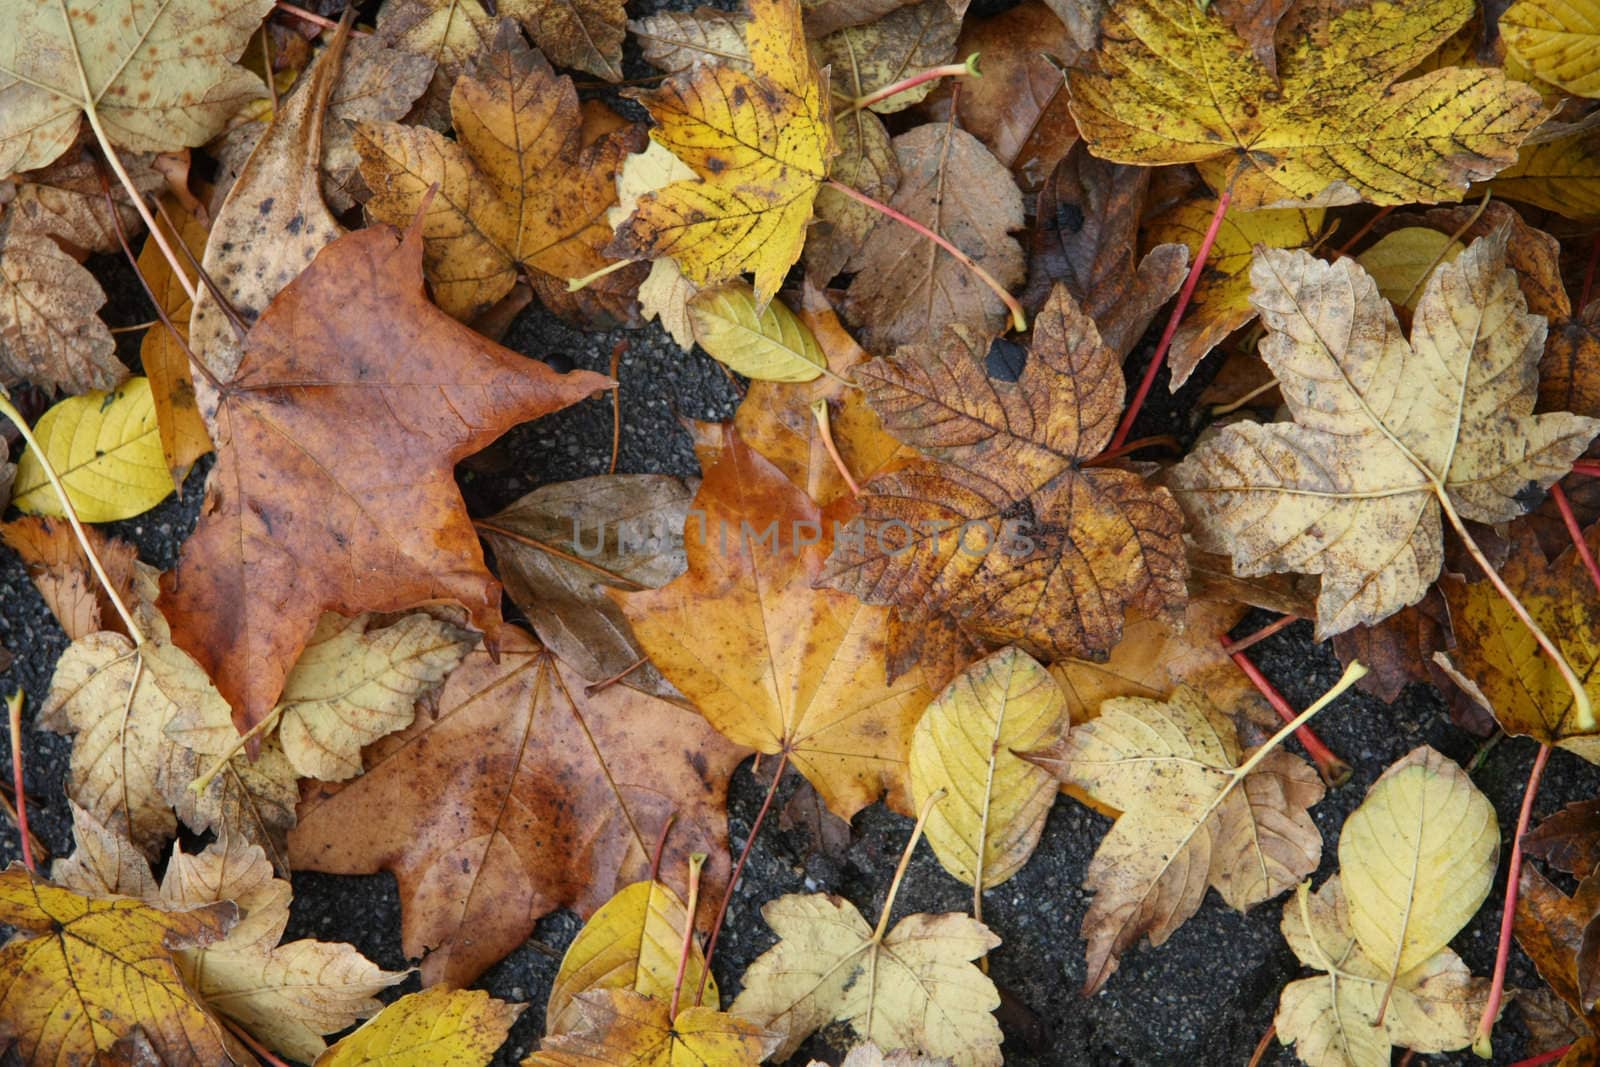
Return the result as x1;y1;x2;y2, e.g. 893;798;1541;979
0;516;138;642
0;214;122;392
51;800;158;901
529;989;778;1066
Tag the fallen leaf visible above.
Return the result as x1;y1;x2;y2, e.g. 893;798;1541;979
135;195;213;481
609;140;699;348
1068;0;1547;207
317;987;523;1066
814;0;960;114
730;893;1003;1064
908;647;1067;888
1275;875;1489;1067
5;149;163;255
620;426;933;818
1212;0;1293;80
546;880;714;1036
1029;685;1324;992
1489;127;1600;219
1356;227;1468;311
1501;0;1600;99
1518;863;1600;1030
289;631;746;988
1021;144;1188;359
1168;231;1600;637
0;866;240;1065
689;283;826;381
376;0;625;86
809;1044;954;1067
159;219;611;736
51;800;159;901
0;0;271;176
631;8;751;75
1526;799;1600;880
1143;195;1324;388
823;282;1188;661
12;377;172;523
359;28;645;325
1330;588;1452;704
841;121;1025;353
479;474;694;703
0;212;122;393
530;989;778;1066
0;515;138;642
611;0;835;309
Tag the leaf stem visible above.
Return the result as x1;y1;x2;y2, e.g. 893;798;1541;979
649;812;677;882
1209;378;1278;417
6;692;34;873
1246;1023;1277;1067
811;399;861;497
1330;205;1395;259
1509;1045;1573;1067
694;750;788;1006
1437;494;1594;730
1472;742;1550;1059
1232;661;1365;784
1573;459;1600;478
0;391;143;643
1221;613;1300;656
824;178;1027;333
848;54;980;112
188;703;286;794
566;258;636;293
1079;434;1181;467
608;340;626;475
1220;634;1352;786
668;852;707;1020
874;787;946;942
1552;483;1600;598
1109;186;1232;452
220;1014;293;1067
273;0;371;35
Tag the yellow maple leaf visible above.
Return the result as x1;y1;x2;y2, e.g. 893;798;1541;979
1501;0;1600;99
529;989;778;1066
317;987;524;1066
610;0;836;308
1067;0;1547;207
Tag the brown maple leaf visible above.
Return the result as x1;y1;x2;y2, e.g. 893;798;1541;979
159;220;611;736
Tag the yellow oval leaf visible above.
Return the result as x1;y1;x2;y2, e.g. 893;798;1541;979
13;376;173;522
1501;0;1600;99
909;647;1067;888
546;879;716;1036
689;284;826;382
1356;227;1466;311
1337;745;1498;982
314;987;523;1066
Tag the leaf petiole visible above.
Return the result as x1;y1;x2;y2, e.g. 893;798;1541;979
7;691;34;872
668;852;707;1020
847;54;981;112
874;787;946;942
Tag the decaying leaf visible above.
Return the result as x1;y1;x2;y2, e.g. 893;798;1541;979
1168;231;1600;637
12;377;172;523
1356;227;1467;312
824;282;1187;662
359;28;645;325
317;987;524;1066
135;196;213;481
546;880;714;1036
376;0;625;86
1330;588;1452;704
1517;863;1600;1034
0;867;240;1065
908;647;1067;888
1501;0;1600;99
51;800;159;901
621;427;933;818
731;892;1002;1064
479;474;693;703
1489;127;1600;220
1526;799;1600;879
289;631;746;988
630;8;751;76
0;516;138;642
159;220;610;736
530;989;779;1066
3;149;162;255
842;121;1025;352
0;213;122;393
1030;685;1323;992
609;140;698;347
815;0;960;115
0;0;271;176
1068;0;1546;207
806;105;896;281
809;1045;954;1067
611;0;835;309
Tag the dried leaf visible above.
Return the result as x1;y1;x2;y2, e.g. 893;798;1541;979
136;196;213;481
823;283;1188;661
0;516;138;642
5;150;162;254
816;0;960;114
1356;228;1467;311
631;8;751;74
376;0;624;85
1069;0;1547;207
51;800;159;901
1501;0;1600;98
689;283;826;381
1489;127;1600;220
1518;863;1600;1029
1030;686;1323;992
530;989;778;1066
316;987;524;1067
1168;232;1600;637
1330;588;1451;704
730;893;1002;1063
609;140;699;347
289;632;746;988
1526;800;1600;880
0;214;122;393
13;377;172;523
805;108;898;282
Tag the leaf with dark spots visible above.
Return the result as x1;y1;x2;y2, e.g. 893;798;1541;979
160;220;612;738
1527;801;1600;881
289;631;747;988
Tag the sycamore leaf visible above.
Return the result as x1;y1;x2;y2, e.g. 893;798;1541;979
1067;0;1547;207
1356;228;1467;312
1501;0;1600;98
160;835;405;1063
1339;746;1498;983
0;516;138;642
546;880;714;1036
317;988;524;1067
0;0;271;176
822;282;1188;661
908;647;1067;888
730;893;1002;1064
1029;685;1323;992
0;866;240;1065
51;800;159;901
13;377;171;522
1144;196;1324;389
0;213;122;393
841;122;1025;353
530;989;778;1066
160;220;610;736
804;0;946;37
1516;863;1600;1032
1330;588;1453;705
618;426;933;819
609;140;699;348
136;195;213;481
1436;525;1600;761
1489;127;1600;220
815;0;960;115
1275;877;1489;1067
630;8;751;75
289;631;746;988
1167;231;1600;638
479;474;694;704
4;150;162;255
376;0;625;86
689;283;826;381
610;0;835;310
359;28;644;325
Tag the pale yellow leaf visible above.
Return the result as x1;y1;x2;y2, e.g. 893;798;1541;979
1502;0;1600;98
1356;228;1466;311
13;377;172;522
688;283;826;382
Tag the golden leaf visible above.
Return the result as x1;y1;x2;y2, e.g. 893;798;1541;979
1501;0;1600;98
317;987;524;1067
688;283;826;382
530;990;777;1066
